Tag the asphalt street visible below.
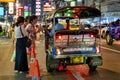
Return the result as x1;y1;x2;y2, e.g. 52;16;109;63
0;37;120;80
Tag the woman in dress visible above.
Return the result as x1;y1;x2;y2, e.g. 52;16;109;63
14;16;29;73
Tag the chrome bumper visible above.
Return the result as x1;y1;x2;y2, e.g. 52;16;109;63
53;53;102;59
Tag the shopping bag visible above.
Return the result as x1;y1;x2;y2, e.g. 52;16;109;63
10;50;16;62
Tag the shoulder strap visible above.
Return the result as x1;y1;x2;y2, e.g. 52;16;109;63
20;26;24;37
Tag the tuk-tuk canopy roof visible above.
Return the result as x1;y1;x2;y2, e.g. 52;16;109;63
52;6;101;19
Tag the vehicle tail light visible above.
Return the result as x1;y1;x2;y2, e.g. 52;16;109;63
56;35;62;40
90;34;94;38
58;35;62;39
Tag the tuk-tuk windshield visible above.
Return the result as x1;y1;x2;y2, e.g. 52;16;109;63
49;6;101;29
57;18;79;30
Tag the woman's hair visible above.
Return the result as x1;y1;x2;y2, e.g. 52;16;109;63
29;15;38;23
25;15;30;22
16;16;24;26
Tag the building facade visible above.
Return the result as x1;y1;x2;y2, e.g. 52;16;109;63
84;0;120;23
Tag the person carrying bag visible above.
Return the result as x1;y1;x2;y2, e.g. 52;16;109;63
20;26;31;48
14;16;29;73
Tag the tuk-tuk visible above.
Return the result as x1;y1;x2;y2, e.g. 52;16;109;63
45;6;103;72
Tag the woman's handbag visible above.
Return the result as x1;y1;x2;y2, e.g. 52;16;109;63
20;26;31;48
24;36;31;48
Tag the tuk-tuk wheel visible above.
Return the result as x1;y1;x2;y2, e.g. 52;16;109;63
89;65;97;71
46;54;54;72
86;57;98;71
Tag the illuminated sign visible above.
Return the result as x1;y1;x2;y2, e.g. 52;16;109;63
36;9;41;12
18;7;23;16
36;13;41;15
35;0;41;16
43;2;52;11
44;2;51;7
0;0;15;2
36;4;41;8
24;6;29;12
43;7;52;11
0;7;4;16
36;0;40;1
36;2;41;4
8;2;14;14
24;12;31;18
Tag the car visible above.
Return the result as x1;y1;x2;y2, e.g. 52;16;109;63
92;25;108;38
100;25;109;39
106;20;120;45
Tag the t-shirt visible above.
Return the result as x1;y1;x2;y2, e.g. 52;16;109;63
15;26;28;38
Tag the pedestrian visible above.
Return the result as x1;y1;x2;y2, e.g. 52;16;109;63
23;16;31;66
11;23;16;45
14;16;29;73
25;15;38;59
24;16;30;28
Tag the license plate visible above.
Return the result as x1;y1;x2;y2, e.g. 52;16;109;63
70;57;84;64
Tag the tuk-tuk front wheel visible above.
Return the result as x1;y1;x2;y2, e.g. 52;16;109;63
46;54;54;72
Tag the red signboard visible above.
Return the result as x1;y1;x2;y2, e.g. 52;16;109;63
18;7;23;16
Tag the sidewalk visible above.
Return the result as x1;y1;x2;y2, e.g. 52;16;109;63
0;37;46;80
